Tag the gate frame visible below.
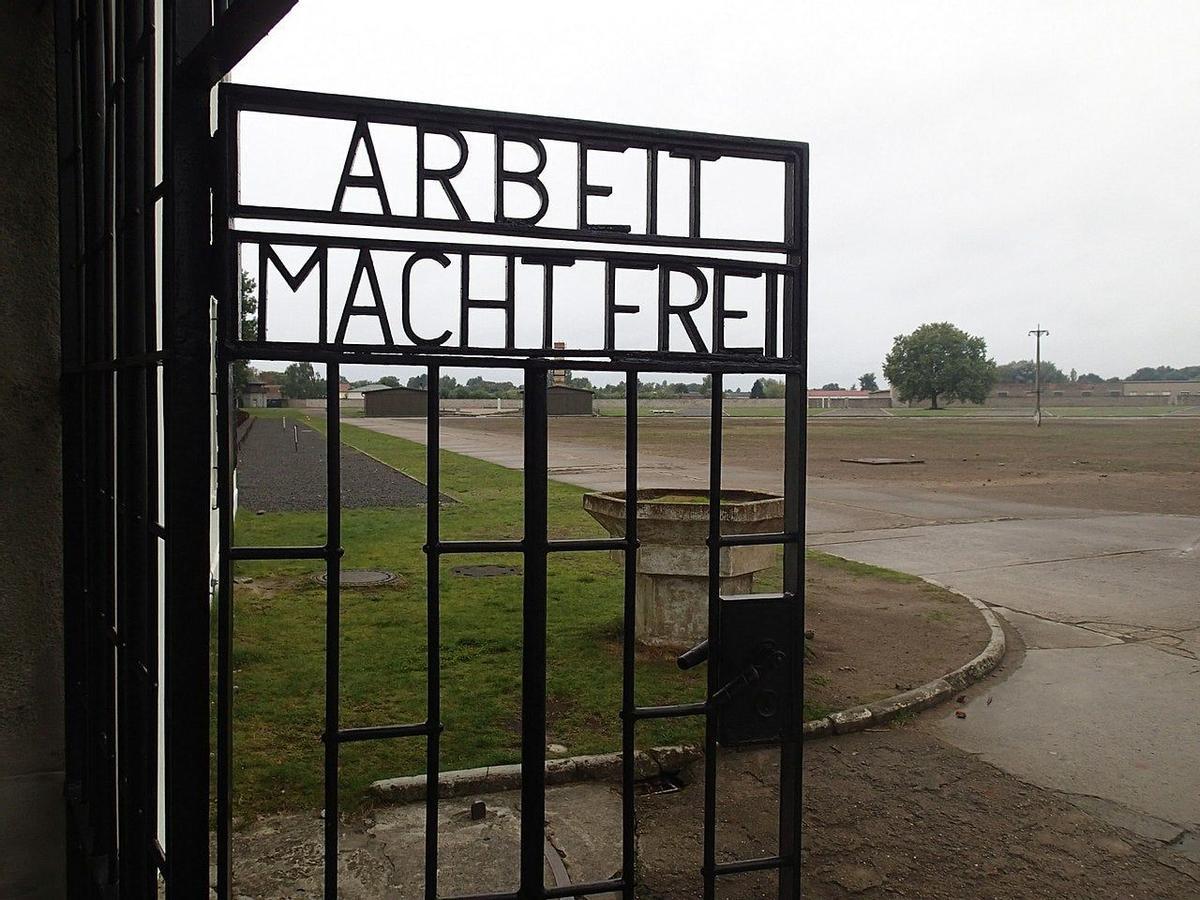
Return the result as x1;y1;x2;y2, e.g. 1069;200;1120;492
214;84;809;900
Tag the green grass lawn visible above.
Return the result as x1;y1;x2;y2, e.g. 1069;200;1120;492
228;410;719;817
229;409;857;818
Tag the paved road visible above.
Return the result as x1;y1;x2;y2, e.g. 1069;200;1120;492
355;415;1200;851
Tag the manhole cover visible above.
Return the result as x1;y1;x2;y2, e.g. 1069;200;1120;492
315;569;397;587
452;564;521;578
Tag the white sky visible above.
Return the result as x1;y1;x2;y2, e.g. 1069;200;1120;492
231;0;1200;388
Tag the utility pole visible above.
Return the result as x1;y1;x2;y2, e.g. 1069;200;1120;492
1029;324;1050;426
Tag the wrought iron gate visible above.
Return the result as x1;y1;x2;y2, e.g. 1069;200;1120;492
214;84;808;898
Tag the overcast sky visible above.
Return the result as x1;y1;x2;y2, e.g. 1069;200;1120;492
231;0;1200;388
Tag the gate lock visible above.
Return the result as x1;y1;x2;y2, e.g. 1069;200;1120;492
677;593;798;747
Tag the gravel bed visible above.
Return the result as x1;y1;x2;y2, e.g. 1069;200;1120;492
237;417;437;512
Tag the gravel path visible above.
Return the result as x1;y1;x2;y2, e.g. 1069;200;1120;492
237;417;433;512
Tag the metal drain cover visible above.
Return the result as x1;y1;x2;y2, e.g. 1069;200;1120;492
315;569;397;587
452;564;521;578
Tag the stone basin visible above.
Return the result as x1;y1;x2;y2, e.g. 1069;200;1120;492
582;488;784;647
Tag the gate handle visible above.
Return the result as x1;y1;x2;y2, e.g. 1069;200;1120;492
677;640;710;670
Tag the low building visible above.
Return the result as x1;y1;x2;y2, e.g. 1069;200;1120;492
984;382;1181;407
362;385;427;417
547;384;594;416
807;389;890;409
242;380;282;408
1121;381;1199;404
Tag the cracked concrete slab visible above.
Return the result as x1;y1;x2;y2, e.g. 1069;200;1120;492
934;641;1200;826
1062;794;1186;845
992;607;1123;649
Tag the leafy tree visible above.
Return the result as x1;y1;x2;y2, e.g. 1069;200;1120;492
883;322;996;409
858;372;879;392
378;375;401;388
1077;372;1106;384
821;382;841;391
407;373;428;390
995;359;1066;385
233;271;257;402
757;378;785;399
594;380;626;399
280;362;326;400
1126;365;1200;382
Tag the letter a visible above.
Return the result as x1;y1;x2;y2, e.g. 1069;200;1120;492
335;249;394;345
332;119;392;215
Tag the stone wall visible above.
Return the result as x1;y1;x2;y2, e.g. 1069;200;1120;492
0;4;65;894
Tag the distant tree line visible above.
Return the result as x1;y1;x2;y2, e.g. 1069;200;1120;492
993;361;1200;385
1126;365;1200;382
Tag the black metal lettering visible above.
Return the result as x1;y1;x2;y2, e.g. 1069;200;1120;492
669;150;720;239
713;266;763;355
401;252;453;346
645;148;659;235
605;260;654;350
417;125;470;221
258;244;327;343
495;134;549;226
764;271;778;358
335;248;394;345
579;142;633;233
520;256;576;350
332;119;392;215
460;254;515;348
657;264;708;353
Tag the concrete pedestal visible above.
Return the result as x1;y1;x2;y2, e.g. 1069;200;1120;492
582;489;784;647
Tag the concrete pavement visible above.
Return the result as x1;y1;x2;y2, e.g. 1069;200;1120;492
354;415;1200;852
810;512;1200;840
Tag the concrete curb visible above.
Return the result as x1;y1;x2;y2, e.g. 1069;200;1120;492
369;745;701;803
801;582;1006;740
371;584;1005;802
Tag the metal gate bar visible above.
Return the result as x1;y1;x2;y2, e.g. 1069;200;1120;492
425;364;443;898
703;375;724;898
211;85;808;899
521;366;550;896
324;362;343;897
212;361;803;899
620;375;639;900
